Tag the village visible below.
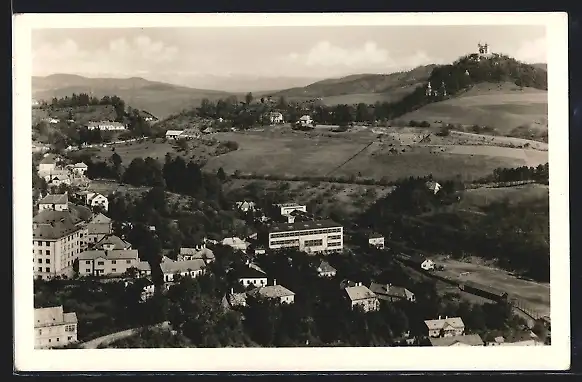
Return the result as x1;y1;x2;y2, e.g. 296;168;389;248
32;147;548;349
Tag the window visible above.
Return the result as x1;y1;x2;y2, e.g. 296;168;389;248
36;241;42;246
65;325;75;332
45;241;50;246
97;261;104;265
112;268;116;272
56;338;60;342
45;267;50;272
85;260;91;264
45;259;50;264
126;260;131;264
38;258;42;264
45;250;50;255
48;339;51;343
85;269;91;273
111;260;116;264
38;267;42;272
37;250;42;255
68;336;72;340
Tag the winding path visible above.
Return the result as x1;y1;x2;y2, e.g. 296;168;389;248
80;321;170;349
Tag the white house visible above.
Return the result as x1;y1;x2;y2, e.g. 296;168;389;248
160;258;206;282
247;282;295;304
236;201;256;212
165;130;184;140
222;237;249;252
298;115;313;127
72;162;88;176
48;118;60;124
38;194;69;212
269;112;284;124
46;172;72;187
85;192;109;212
425;316;465;338
317;260;337;278
426;181;442;195
38;154;59;176
238;267;268;288
368;233;385;249
344;283;380;312
34;306;78;349
421;259;435;271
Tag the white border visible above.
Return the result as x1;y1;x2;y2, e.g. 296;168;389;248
13;12;570;372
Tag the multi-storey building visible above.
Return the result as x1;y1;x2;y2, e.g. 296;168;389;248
38;194;68;212
34;306;78;349
268;220;343;253
78;249;139;277
277;203;307;217
33;210;87;280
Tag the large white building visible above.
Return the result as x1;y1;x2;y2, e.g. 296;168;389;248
33;210;87;280
268;219;343;253
34;306;78;349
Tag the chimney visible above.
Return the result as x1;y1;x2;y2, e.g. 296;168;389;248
438;315;442;320
273;279;277;286
230;288;234;295
445;316;448;319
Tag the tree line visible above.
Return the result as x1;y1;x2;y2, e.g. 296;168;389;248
46;94;127;122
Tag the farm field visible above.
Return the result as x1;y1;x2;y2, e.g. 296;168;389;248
459;184;549;210
433;256;550;317
397;83;548;136
77;139;184;164
204;128;543;182
318;87;417;106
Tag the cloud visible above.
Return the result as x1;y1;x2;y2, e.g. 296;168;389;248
32;35;179;77
283;41;439;76
514;37;547;64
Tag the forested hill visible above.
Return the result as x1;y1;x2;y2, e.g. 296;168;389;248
384;54;547;119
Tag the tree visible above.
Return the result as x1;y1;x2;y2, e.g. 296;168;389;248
245;92;254;105
217;167;227;183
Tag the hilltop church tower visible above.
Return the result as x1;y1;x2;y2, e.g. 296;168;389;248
477;42;493;60
425;81;433;97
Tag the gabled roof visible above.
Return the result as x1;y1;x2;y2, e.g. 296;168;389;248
369;232;384;239
160;258;206;274
179;247;215;260
33;211;83;240
94;234;132;250
369;283;414;300
429;334;483;347
165;130;184;136
222;237;248;246
344;285;377;301
299;115;312;120
88;193;107;202
74;162;88;168
39;154;58;165
227;292;248;307
90;213;111;224
460;280;508;297
424;317;465;331
34;306;77;327
237;267;267;279
247;285;295;299
318;260;336;273
78;249;139;261
39;194;68;205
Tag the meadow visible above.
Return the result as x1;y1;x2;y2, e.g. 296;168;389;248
397;82;548;137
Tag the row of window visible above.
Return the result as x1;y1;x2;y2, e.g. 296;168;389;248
328;235;342;240
328;241;342;247
270;239;300;246
304;239;323;247
84;259;133;265
269;227;342;239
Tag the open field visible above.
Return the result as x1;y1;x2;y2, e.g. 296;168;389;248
433;256;550;317
76;126;548;184
203;128;543;182
318;87;417;106
397;83;548;137
459;184;549;210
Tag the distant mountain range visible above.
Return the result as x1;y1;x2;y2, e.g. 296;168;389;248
32;60;547;119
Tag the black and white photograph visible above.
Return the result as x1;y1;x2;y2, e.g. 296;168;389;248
13;12;569;372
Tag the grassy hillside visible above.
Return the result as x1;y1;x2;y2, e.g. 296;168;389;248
272;65;436;101
395;82;548;138
32;74;233;119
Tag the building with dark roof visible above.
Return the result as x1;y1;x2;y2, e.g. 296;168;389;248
268;219;343;253
237;266;268;288
33;210;87;280
429;334;484;347
38;194;69;212
369;283;416;302
94;234;132;251
458;280;509;301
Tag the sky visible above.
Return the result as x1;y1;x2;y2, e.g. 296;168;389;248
32;25;547;87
